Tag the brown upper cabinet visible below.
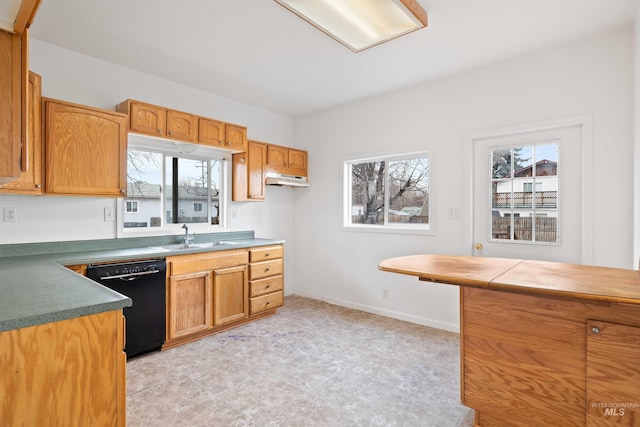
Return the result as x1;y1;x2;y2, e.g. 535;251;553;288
232;140;267;202
44;98;128;197
118;99;247;152
0;71;42;194
118;99;196;141
198;118;247;151
0;30;27;185
266;144;307;176
0;1;42;185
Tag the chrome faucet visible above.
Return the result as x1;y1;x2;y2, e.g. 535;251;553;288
181;224;194;247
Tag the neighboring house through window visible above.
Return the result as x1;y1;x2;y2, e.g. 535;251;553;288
491;142;559;243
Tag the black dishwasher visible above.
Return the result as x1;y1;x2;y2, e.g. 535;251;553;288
87;259;166;359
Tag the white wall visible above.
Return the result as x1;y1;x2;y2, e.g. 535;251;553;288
292;26;635;332
0;39;298;294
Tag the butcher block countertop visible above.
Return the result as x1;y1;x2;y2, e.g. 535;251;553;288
379;254;640;304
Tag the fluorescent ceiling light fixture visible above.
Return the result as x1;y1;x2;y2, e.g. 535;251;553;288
275;0;427;52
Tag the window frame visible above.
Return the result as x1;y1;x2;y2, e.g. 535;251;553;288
489;141;560;245
342;150;432;235
117;135;231;238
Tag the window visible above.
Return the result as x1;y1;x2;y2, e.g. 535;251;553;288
522;182;542;193
344;152;429;231
125;201;139;213
491;142;559;243
120;140;227;235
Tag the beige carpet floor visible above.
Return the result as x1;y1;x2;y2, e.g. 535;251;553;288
126;295;474;426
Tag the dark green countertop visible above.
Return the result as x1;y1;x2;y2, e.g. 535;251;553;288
0;231;284;332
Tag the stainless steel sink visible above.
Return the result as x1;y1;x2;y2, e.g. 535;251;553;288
149;241;240;251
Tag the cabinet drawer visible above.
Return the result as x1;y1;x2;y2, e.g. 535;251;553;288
250;275;283;298
249;245;283;263
249;259;283;280
250;291;284;315
169;251;248;276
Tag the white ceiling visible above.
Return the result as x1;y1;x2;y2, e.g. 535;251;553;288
27;0;639;117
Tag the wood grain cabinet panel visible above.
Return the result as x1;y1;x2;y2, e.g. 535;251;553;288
249;245;284;315
128;101;166;136
0;310;126;426
165;247;284;349
167;271;212;340
232;140;266;201
198;117;225;147
288;148;307;174
0;71;42;194
119;99;245;149
249;245;283;263
266;144;288;170
0;30;23;184
250;275;283;298
266;144;308;177
586;320;640;426
166;109;196;141
44;99;127;197
119;99;196;141
213;265;249;326
250;291;284;315
224;123;247;151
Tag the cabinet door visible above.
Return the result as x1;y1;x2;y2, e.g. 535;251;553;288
586;320;640;425
167;271;212;340
166;109;196;141
44;99;127;197
267;144;288;170
0;310;124;426
0;30;22;184
0;71;42;194
288;148;307;175
129;101;166;136
247;141;266;200
198;117;225;147
213;265;248;326
225;123;247;151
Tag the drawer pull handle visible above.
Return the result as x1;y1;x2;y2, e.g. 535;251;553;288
266;285;270;289
265;268;270;272
265;253;270;257
591;326;600;334
266;302;270;306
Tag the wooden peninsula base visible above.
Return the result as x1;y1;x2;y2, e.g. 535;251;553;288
379;255;640;427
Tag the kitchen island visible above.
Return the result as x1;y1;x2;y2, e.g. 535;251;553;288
379;254;640;427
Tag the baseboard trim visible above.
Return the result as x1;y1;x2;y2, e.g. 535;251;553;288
322;296;460;334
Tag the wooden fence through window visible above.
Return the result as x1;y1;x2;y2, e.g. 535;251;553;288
492;217;557;242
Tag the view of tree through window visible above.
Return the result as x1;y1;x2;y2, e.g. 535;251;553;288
124;149;223;229
347;154;429;229
491;142;559;243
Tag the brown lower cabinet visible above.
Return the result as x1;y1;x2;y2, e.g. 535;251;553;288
0;310;126;426
462;287;640;427
164;245;283;349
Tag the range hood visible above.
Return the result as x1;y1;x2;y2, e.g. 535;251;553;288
265;172;310;187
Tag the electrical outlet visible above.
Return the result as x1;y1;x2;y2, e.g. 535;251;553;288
231;209;238;219
382;289;389;299
3;207;17;222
